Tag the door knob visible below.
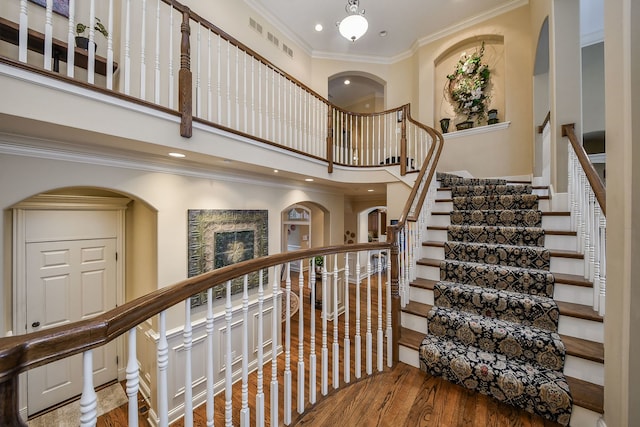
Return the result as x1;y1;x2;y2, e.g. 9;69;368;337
32;321;40;328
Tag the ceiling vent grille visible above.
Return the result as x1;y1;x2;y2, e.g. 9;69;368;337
267;32;280;47
282;43;293;58
249;17;263;34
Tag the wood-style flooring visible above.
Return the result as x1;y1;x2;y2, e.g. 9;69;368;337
89;271;559;426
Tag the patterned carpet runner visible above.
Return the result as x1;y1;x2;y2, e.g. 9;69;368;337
419;173;572;426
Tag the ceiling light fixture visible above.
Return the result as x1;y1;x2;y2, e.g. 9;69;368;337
337;0;368;42
168;152;186;158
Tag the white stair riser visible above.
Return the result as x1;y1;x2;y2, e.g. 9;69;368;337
417;265;440;280
537;199;550;212
550;257;584;275
426;229;447;241
409;287;434;306
544;234;577;251
565;355;604;386
558;316;603;343
435;201;453;211
399;345;420;368
554;283;594;306
437;190;452;198
427;214;571;230
570;406;603;427
401;312;429;334
423;246;444;259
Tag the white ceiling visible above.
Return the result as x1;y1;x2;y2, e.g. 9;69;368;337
246;0;528;61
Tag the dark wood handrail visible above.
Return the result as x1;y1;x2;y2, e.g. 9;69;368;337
0;243;389;385
562;123;606;216
538;111;551;134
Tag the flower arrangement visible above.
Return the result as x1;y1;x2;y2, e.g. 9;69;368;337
446;42;491;123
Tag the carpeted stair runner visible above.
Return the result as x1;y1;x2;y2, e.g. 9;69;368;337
420;173;572;426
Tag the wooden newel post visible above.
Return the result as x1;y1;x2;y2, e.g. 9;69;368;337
0;376;26;426
400;106;407;176
179;8;193;138
326;105;334;173
388;224;401;365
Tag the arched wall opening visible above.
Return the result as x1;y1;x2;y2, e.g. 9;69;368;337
533;17;550;183
328;71;386;112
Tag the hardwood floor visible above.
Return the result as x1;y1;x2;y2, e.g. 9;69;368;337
94;271;560;426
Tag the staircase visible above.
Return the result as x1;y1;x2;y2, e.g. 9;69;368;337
398;173;604;426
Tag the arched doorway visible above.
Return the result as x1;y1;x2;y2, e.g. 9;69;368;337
281;202;329;271
533;17;551;185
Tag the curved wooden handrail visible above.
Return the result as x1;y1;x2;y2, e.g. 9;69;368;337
538;111;551;134
0;242;389;384
562;123;606;216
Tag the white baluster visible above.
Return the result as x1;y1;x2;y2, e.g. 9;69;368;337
195;24;202;117
124;0;131;94
251;59;255;135
309;259;317;405
599;216;606;316
79;350;97;427
241;276;250;426
207;30;212;121
386;263;392;368
154;0;161;103
235;48;239;130
243;52;248;133
43;0;53;71
226;40;231;127
138;0;146;96
377;250;384;372
87;1;96;84
366;251;373;375
158;311;169;427
66;0;76;76
256;271;265;427
297;260;305;414
224;281;233;427
332;254;339;389
343;252;351;384
217;35;222;124
167;3;174;108
106;0;114;89
183;300;193;427
284;263;292;424
270;266;280;427
126;328;139;427
18;0;28;63
593;205;601;313
321;257;328;396
355;253;362;379
206;288;214;427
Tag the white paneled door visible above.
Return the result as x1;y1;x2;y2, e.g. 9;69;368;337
26;238;118;415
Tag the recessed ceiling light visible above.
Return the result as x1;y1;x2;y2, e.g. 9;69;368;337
274;169;279;173
344;79;351;85
305;178;314;182
315;24;323;32
168;152;186;158
379;30;388;37
368;189;374;192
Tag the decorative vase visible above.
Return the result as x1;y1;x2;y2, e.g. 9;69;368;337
456;120;474;131
75;36;96;51
439;118;450;134
488;109;499;125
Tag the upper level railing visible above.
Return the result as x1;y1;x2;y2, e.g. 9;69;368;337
562;123;606;316
0;0;426;174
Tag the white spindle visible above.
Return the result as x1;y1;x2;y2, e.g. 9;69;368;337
366;251;373;375
599;216;606;316
168;5;174;108
321;257;328;396
183;300;193;427
66;0;76;76
386;261;392;368
251;59;256;135
235;48;240;130
309;259;317;405
154;0;161;103
224;280;233;427
217;35;222;123
158;311;169;427
256;271;265;427
87;1;96;83
79;350;97;427
206;288;214;427
332;254;339;389
344;252;351;384
19;0;28;62
124;0;131;90
241;276;250;426
195;24;202;117
270;267;280;427
43;0;53;71
377;250;384;372
207;30;212;121
284;263;292;424
106;0;114;89
126;328;139;427
243;52;248;132
138;0;146;96
355;253;362;379
593;204;601;313
226;40;231;127
297;261;305;414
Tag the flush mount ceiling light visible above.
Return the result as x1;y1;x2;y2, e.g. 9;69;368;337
337;0;368;42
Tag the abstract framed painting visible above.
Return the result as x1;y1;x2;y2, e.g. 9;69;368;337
29;0;70;18
188;209;268;307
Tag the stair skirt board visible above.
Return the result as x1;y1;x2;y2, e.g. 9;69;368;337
418;174;575;426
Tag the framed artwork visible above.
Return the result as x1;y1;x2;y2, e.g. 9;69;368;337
29;0;70;18
188;209;268;307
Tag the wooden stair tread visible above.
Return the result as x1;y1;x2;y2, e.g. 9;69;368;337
566;376;604;413
560;334;604;363
553;272;593;287
410;278;437;290
549;249;583;259
417;258;441;267
398;327;424;350
402;301;432;317
435;195;549;203
422;240;444;247
431;211;570;216
427;225;449;231
557;301;603;322
545;229;577;236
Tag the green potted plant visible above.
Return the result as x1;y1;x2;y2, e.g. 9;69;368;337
75;18;109;50
314;256;324;275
